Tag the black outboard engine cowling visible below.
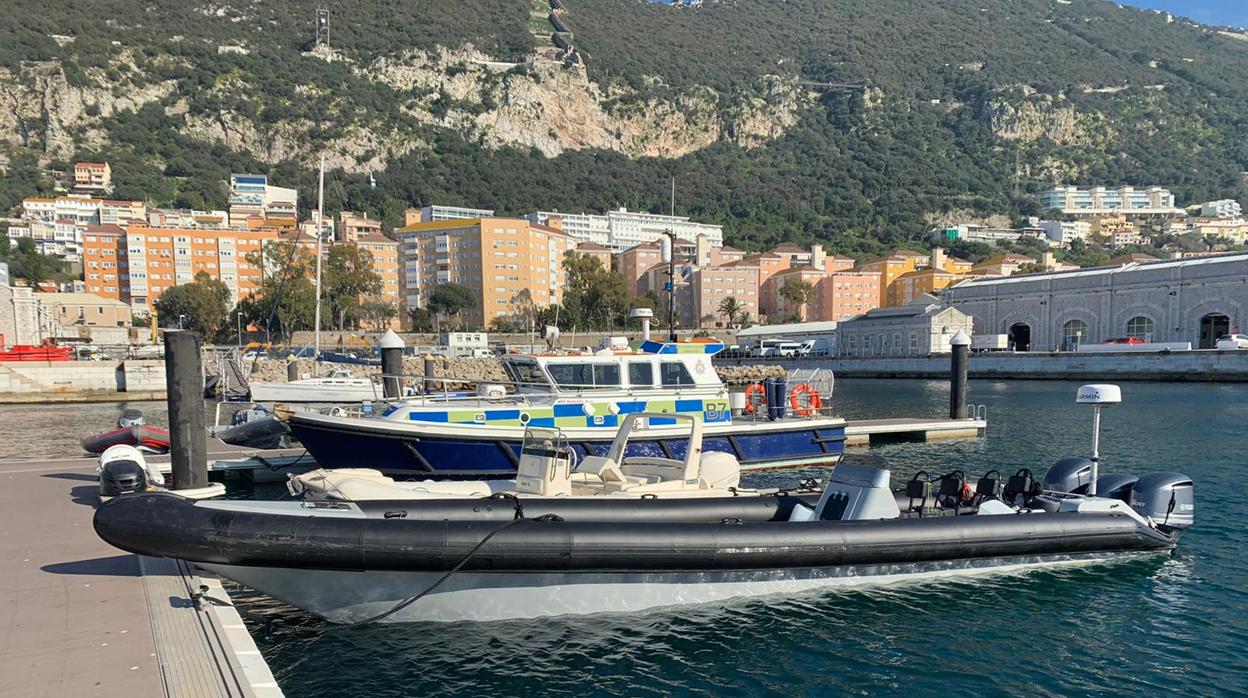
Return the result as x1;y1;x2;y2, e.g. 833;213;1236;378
1094;473;1138;503
1130;472;1194;533
100;459;149;497
1043;456;1094;494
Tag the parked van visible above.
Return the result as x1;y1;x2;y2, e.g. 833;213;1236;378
758;339;801;357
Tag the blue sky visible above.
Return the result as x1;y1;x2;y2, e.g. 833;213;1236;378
1123;1;1248;28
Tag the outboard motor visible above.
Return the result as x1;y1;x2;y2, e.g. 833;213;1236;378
1043;456;1095;494
98;444;151;497
1130;472;1194;533
1093;473;1138;503
98;444;165;498
117;408;145;429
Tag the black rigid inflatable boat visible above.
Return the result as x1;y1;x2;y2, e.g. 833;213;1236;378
93;461;1193;624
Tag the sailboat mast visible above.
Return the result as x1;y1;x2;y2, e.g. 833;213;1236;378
313;154;325;364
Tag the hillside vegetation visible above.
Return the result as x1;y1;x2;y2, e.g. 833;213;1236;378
3;0;1248;255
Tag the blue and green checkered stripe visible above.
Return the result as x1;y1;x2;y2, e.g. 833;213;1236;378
406;398;731;428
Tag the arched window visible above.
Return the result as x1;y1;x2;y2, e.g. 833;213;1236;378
1126;316;1154;342
1062;319;1088;350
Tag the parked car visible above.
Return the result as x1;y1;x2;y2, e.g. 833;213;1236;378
1104;337;1147;345
1215;333;1248;350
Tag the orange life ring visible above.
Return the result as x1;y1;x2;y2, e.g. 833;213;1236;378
743;383;766;414
789;383;823;416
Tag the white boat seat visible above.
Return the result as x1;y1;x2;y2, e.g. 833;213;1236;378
576;456;628;485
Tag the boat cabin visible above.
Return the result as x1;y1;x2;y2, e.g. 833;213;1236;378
501;338;725;395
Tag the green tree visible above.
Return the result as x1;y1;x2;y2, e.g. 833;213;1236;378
408;306;435;333
3;237;66;288
428;283;476;330
241;242;317;340
323;245;382;330
359;298;398;331
561;251;630;331
154;271;231;335
778;279;814;321
717;296;744;327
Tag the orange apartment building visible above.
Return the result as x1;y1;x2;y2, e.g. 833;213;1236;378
349;233;402;323
394;217;577;327
83;224;279;312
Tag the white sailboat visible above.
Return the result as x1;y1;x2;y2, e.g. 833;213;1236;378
248;156;380;404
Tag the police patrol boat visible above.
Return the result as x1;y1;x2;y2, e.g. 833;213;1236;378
93;384;1193;624
285;337;846;477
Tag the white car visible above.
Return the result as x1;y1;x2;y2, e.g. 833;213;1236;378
1215;334;1248;350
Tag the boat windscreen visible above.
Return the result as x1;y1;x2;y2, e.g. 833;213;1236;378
504;359;551;391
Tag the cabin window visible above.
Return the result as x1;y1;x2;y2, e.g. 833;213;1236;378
628;362;654;388
593;364;620;387
660;362;695;387
547;363;617;389
548;363;593;388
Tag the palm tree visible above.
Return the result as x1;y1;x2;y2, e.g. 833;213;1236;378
717;296;744;328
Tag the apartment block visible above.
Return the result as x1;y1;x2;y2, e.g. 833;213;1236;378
1039;219;1091;246
147;208;228;229
82;224;279;311
526;207;724;251
930;223;1048;245
1198;199;1242;218
817;270;883;322
394;218;577;327
73;162;112;193
348;233;402;309
406;205;495;226
1040;186;1183;217
229;174;297;226
1166;216;1248;245
337;211;384;242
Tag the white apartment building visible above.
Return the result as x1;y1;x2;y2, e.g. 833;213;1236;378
228;174;297;223
930;224;1048;245
412;205;496;224
22;195;102;226
1040;186;1184;217
1199;199;1242;218
525;207;724;251
1039;220;1091;246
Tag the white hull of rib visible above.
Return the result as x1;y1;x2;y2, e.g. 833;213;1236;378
249;379;378;403
205;551;1157;624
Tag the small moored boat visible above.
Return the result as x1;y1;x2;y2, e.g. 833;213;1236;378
82;409;170;454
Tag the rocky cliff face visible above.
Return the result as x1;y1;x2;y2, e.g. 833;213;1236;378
0;45;806;172
0;58;176;160
364;47;804;159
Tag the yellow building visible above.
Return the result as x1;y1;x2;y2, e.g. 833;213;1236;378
891;268;965;306
860;248;972;306
394;218;577;327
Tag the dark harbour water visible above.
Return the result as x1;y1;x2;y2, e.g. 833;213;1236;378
8;381;1246;696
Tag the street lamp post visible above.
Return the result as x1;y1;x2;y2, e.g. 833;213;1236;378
237;312;243;352
178;314;187;330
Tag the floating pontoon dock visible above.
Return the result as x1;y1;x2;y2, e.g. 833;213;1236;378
0;457;282;697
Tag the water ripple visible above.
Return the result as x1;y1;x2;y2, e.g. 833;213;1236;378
227;380;1247;697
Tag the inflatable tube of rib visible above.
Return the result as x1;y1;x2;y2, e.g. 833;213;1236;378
95;492;1175;574
82;425;171;455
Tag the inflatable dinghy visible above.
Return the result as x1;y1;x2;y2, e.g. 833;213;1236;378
94;460;1192;623
82;425;170;455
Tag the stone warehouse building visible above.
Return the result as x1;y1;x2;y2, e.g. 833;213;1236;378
942;253;1248;351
